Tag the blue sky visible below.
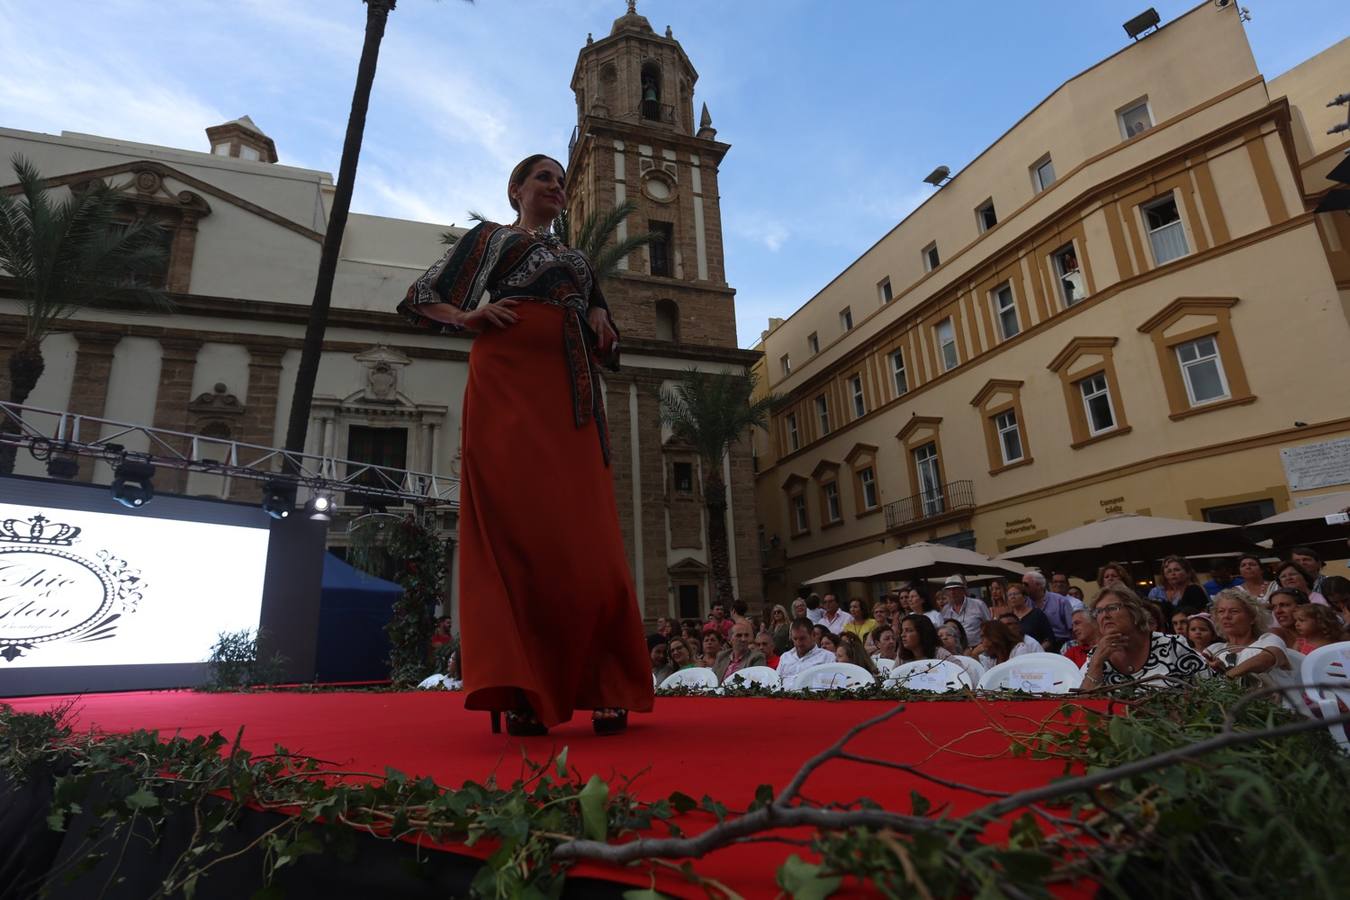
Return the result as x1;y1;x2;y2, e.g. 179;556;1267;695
0;0;1344;347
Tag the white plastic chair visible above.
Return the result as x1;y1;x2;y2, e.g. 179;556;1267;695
417;674;453;690
886;659;972;693
1302;642;1350;750
978;654;1083;693
945;654;986;684
658;667;719;691
793;662;877;692
720;665;780;691
872;657;896;675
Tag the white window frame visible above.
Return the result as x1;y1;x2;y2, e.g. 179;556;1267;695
815;395;830;435
792;494;808;533
850;375;866;418
913;443;945;517
786;413;800;451
823;481;841;523
889;349;908;396
994;409;1024;464
839;306;853;332
1176;335;1230;407
1032;155;1055;192
780;354;791;377
922;242;940;272
936;318;958;372
807;331;819;355
976;198;997;233
991;282;1019;340
858;466;878;510
1117;98;1153;140
1142;193;1189;266
878;277;893;304
1078;373;1117;436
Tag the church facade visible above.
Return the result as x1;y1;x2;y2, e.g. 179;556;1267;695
0;5;761;623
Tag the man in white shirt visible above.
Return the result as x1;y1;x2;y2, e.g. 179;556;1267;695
776;618;834;684
818;593;853;633
939;575;990;646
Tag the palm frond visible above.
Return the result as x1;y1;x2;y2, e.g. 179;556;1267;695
657;367;782;468
567;200;656;284
466;209;489;224
439;230;459;246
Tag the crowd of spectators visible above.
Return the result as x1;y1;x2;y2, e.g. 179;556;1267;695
645;546;1349;694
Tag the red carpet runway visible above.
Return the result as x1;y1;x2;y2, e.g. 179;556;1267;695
4;691;1099;897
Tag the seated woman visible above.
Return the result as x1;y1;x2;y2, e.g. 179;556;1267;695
897;613;952;663
872;625;899;663
1185;612;1221;653
1005;583;1054;648
813;626;838;654
1235;553;1276;603
905;586;945;628
1079;586;1209;689
970;619;1037;671
1275;560;1329;606
663;638;695;678
986;578;1010;618
1321;575;1350;621
998;613;1048;656
938;619;968;657
1204;588;1293;687
835;631;879;679
769;604;792;655
1060;608;1099;667
1266;586;1307;646
1292;603;1345;655
844;598;880;642
699;629;724;669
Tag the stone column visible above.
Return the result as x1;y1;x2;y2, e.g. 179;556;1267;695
67;332;121;481
150;337;202;494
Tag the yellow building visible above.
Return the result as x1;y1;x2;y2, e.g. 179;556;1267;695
751;4;1350;604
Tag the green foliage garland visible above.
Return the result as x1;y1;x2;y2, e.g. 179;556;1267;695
384;512;446;687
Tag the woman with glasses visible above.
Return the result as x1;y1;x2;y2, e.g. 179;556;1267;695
1203;588;1293;686
768;604;792;655
1079;586;1209;689
1274;560;1328;607
938;620;968;657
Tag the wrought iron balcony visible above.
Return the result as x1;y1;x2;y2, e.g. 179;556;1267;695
883;479;975;531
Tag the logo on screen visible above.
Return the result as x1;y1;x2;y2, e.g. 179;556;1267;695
0;514;146;662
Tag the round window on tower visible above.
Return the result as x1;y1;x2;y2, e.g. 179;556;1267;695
641;169;677;204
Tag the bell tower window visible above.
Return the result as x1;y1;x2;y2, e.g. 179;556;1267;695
649;220;674;276
641;62;662;121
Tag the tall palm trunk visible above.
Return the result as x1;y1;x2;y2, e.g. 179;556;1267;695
0;337;45;472
283;0;396;458
703;463;735;606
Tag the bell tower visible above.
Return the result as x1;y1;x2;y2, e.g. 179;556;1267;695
566;0;736;348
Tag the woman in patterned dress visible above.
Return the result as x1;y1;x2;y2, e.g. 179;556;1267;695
1079;586;1209;689
398;154;653;736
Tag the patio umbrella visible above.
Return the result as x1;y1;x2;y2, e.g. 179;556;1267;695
1244;491;1350;557
997;513;1257;580
804;542;1027;585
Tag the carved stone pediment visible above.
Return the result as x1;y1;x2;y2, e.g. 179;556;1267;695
189;382;243;417
354;345;412;402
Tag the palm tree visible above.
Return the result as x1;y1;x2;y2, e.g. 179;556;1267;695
554;199;654;283
660;368;780;606
283;0;400;459
0;155;170;474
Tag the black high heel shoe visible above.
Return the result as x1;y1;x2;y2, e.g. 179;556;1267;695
494;709;547;737
592;708;628;736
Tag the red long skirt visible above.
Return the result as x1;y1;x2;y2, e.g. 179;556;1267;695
457;301;654;727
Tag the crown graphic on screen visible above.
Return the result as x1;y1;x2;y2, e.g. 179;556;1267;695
0;514;82;546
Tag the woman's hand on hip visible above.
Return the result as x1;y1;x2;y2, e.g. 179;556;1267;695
464;298;521;331
588;307;618;354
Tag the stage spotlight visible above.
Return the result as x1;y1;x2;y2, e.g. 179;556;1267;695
46;455;79;479
111;460;156;509
262;480;297;520
305;493;334;522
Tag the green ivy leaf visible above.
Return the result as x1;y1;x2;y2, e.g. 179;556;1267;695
578;775;609;841
555;746;569;780
910;790;931;817
125;787;158;810
749;783;775;811
668;790;697;813
776;854;840;899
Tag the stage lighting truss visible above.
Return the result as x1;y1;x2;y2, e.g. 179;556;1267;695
0;400;460;510
112;459;156;508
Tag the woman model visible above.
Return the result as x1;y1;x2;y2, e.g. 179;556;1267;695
399;154;653;736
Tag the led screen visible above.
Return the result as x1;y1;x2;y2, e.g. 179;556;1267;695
0;500;270;670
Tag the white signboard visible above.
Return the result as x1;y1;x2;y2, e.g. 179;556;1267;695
0;502;269;669
1281;437;1350;492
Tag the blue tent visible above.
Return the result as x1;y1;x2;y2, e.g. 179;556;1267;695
314;552;404;683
